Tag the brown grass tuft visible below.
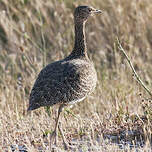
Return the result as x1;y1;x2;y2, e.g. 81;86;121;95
0;0;152;151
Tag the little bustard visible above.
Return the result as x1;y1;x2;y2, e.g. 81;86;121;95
28;5;101;148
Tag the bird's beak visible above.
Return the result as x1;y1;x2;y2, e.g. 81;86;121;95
93;9;102;14
92;8;102;14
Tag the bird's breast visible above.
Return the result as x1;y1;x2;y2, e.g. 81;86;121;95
63;61;97;104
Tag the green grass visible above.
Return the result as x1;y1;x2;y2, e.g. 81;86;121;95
0;0;152;151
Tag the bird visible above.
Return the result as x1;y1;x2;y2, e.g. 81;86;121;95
28;5;101;149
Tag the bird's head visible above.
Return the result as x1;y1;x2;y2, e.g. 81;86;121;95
74;6;102;23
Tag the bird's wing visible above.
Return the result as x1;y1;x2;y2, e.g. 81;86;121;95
28;60;88;109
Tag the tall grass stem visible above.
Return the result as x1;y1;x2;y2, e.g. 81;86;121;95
117;37;152;97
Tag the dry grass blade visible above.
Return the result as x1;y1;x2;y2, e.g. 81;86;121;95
1;0;152;151
117;37;152;97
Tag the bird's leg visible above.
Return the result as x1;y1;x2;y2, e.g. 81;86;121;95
58;109;76;150
50;104;65;148
58;122;69;150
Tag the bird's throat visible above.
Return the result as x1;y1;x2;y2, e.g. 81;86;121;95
72;21;88;58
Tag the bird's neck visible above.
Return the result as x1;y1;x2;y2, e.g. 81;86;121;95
70;20;88;58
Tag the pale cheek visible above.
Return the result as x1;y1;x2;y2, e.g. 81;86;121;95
90;13;94;17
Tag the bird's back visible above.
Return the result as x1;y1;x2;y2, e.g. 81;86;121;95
28;57;97;111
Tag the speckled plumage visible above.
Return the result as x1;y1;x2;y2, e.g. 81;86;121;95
28;58;97;110
28;6;100;111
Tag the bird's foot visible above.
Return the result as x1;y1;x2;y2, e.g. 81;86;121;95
63;140;77;150
49;128;76;150
49;130;58;149
58;123;76;150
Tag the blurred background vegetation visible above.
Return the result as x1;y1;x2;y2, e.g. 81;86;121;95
0;0;152;151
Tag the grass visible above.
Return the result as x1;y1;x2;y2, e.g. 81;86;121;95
0;0;152;151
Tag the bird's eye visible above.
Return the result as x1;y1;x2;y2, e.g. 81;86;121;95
88;9;92;12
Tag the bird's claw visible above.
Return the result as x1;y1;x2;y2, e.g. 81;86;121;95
49;130;58;148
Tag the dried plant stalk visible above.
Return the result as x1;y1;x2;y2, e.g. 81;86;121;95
117;37;152;97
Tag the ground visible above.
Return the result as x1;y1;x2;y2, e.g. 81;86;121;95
0;0;152;151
